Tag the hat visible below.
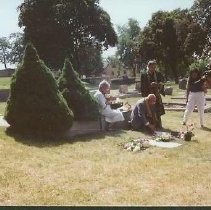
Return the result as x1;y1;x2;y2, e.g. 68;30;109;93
147;60;156;66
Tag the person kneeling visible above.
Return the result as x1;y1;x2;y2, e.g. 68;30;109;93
130;94;157;134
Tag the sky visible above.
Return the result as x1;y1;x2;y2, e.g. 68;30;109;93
0;0;194;68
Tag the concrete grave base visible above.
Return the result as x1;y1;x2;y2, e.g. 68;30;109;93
63;120;102;137
164;102;211;112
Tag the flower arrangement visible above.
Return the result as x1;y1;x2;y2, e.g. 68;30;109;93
154;131;172;142
124;138;150;152
180;123;194;141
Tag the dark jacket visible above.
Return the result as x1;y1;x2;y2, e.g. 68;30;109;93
130;98;156;130
140;71;165;119
141;71;165;97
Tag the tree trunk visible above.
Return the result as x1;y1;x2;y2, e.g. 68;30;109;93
2;46;7;69
170;63;179;84
132;67;136;77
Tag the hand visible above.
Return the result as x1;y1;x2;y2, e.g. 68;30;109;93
148;124;155;133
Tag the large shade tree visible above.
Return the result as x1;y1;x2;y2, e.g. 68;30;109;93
138;9;206;83
8;32;25;65
191;0;211;57
18;0;117;74
117;18;141;76
0;37;11;69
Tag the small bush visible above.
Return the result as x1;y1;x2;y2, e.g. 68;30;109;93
4;43;74;134
58;58;99;121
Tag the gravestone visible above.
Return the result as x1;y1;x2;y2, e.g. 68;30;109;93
179;78;187;90
164;87;173;95
119;85;128;94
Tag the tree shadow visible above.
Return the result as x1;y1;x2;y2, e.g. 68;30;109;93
5;127;127;148
201;126;211;132
158;127;180;137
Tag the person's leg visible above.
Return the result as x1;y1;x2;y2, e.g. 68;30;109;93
195;92;205;127
183;92;196;125
158;115;162;129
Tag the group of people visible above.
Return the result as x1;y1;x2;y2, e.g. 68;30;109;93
94;59;211;133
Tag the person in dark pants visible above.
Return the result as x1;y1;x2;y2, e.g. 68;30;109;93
130;94;157;134
140;60;165;128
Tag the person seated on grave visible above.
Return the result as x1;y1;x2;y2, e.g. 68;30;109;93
94;80;125;130
130;94;158;134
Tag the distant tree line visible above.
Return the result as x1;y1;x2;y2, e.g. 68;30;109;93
0;0;117;76
113;0;211;83
1;0;211;82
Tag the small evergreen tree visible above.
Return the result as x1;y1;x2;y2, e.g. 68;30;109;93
58;58;99;121
4;43;74;134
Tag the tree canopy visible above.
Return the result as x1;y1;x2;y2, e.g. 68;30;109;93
0;37;10;69
18;0;117;73
116;18;141;76
191;0;211;57
137;9;206;82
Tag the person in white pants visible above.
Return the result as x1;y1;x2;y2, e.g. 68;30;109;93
183;69;207;127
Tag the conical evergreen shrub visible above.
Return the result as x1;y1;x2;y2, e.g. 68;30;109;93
58;58;99;121
4;43;74;134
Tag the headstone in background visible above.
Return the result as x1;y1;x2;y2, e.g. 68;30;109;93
179;78;187;90
135;82;141;92
119;85;128;94
164;87;173;95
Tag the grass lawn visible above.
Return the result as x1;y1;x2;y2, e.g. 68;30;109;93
0;103;6;115
0;111;211;205
0;81;211;205
0;77;11;89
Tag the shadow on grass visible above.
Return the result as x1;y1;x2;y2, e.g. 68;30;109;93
201;126;211;132
159;127;180;136
5;127;128;148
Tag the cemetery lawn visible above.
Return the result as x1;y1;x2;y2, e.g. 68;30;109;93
0;111;211;205
0;77;11;89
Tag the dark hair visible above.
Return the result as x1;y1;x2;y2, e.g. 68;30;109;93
189;68;201;79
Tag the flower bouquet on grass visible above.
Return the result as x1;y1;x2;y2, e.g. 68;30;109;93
180;123;194;141
154;131;172;142
124;138;150;152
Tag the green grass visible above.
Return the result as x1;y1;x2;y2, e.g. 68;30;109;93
0;103;6;115
0;77;11;89
0;81;211;205
0;111;211;205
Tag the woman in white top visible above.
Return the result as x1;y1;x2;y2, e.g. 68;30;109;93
94;80;124;124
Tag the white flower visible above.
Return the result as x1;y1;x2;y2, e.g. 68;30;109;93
142;140;150;148
133;145;141;152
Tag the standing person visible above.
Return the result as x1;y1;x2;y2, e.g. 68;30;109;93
130;94;157;133
94;80;124;130
183;68;207;128
140;60;165;128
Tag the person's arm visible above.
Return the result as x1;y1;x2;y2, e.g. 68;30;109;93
137;104;155;133
186;77;191;103
96;93;108;110
137;103;149;126
141;73;148;97
157;72;165;96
